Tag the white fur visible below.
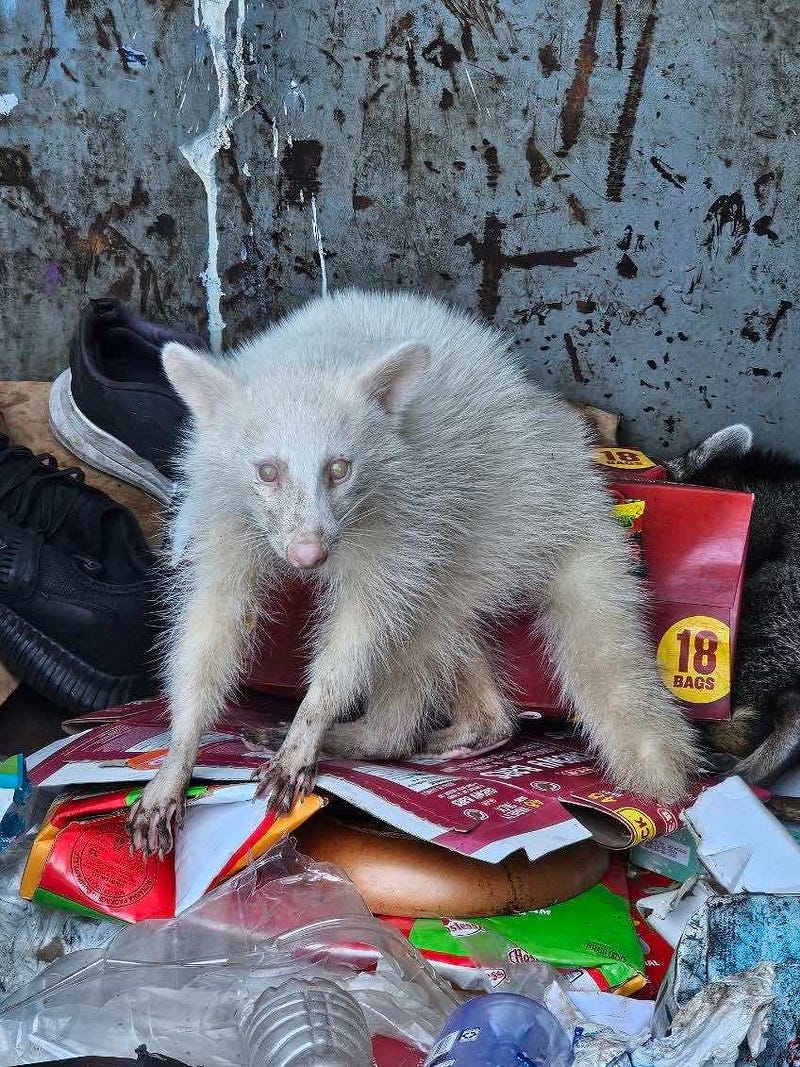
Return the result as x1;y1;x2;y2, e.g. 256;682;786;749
127;290;700;853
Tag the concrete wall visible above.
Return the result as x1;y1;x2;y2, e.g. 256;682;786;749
0;0;796;456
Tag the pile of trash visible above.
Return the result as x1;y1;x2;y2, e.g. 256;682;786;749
5;738;800;1065
1;298;799;1065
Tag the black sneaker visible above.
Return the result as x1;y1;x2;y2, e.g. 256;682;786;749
48;298;203;505
0;426;160;711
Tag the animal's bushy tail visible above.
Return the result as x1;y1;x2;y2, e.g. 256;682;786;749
735;688;800;784
665;424;753;482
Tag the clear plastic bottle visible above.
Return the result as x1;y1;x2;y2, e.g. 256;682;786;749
424;993;574;1067
240;977;373;1066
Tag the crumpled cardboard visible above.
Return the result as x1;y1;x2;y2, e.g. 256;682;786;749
29;699;700;867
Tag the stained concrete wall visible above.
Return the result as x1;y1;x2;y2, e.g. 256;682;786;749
0;0;796;456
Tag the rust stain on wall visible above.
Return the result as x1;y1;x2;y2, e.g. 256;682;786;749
280;139;323;207
606;0;659;201
539;40;561;77
559;0;604;155
766;300;793;343
564;332;590;383
456;214;599;319
614;2;625;70
525;128;552;185
703;190;750;257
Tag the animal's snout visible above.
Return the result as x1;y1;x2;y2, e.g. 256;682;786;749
286;536;328;569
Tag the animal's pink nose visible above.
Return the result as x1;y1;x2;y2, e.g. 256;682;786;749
286;538;328;569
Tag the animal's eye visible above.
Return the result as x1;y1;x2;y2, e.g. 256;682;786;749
256;460;279;484
328;458;352;483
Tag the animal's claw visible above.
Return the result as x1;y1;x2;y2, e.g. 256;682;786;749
252;757;317;813
126;789;185;858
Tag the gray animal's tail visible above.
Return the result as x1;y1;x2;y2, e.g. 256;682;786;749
735;688;800;784
665;423;753;482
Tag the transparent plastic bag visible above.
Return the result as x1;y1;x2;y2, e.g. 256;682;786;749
0;792;117;1004
434;916;566;1000
0;840;458;1065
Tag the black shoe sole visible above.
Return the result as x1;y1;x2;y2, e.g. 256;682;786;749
0;603;156;712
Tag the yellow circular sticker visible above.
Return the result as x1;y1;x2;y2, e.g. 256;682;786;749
594;447;655;470
615;807;657;844
657;615;730;704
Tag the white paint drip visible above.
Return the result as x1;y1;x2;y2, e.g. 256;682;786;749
271;114;279;159
233;0;247;113
176;65;194;112
311;194;328;299
0;93;19;116
183;0;249;355
203;1;231;116
181;122;229;356
242;161;251;177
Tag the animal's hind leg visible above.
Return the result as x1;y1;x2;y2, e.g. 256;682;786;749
321;679;426;760
323;627;459;760
422;646;516;757
324;640;514;760
541;539;701;802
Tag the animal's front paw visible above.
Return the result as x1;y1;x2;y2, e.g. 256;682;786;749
126;774;186;858
253;749;317;813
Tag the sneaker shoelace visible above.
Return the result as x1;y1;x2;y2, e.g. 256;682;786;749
0;435;102;571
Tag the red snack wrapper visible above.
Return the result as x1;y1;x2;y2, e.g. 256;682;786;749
19;784;323;922
626;864;678;997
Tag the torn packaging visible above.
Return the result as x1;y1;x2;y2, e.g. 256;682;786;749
655;895;800;1066
18;785;323;921
30;702;697;866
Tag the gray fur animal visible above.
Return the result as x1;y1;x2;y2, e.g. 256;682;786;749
127;290;699;856
665;424;800;784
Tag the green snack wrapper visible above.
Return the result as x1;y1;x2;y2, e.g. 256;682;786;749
382;860;646;994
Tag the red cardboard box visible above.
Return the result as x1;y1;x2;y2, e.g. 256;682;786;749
246;482;753;722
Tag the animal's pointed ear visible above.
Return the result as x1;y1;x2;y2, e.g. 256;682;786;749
358;342;430;416
161;343;233;423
